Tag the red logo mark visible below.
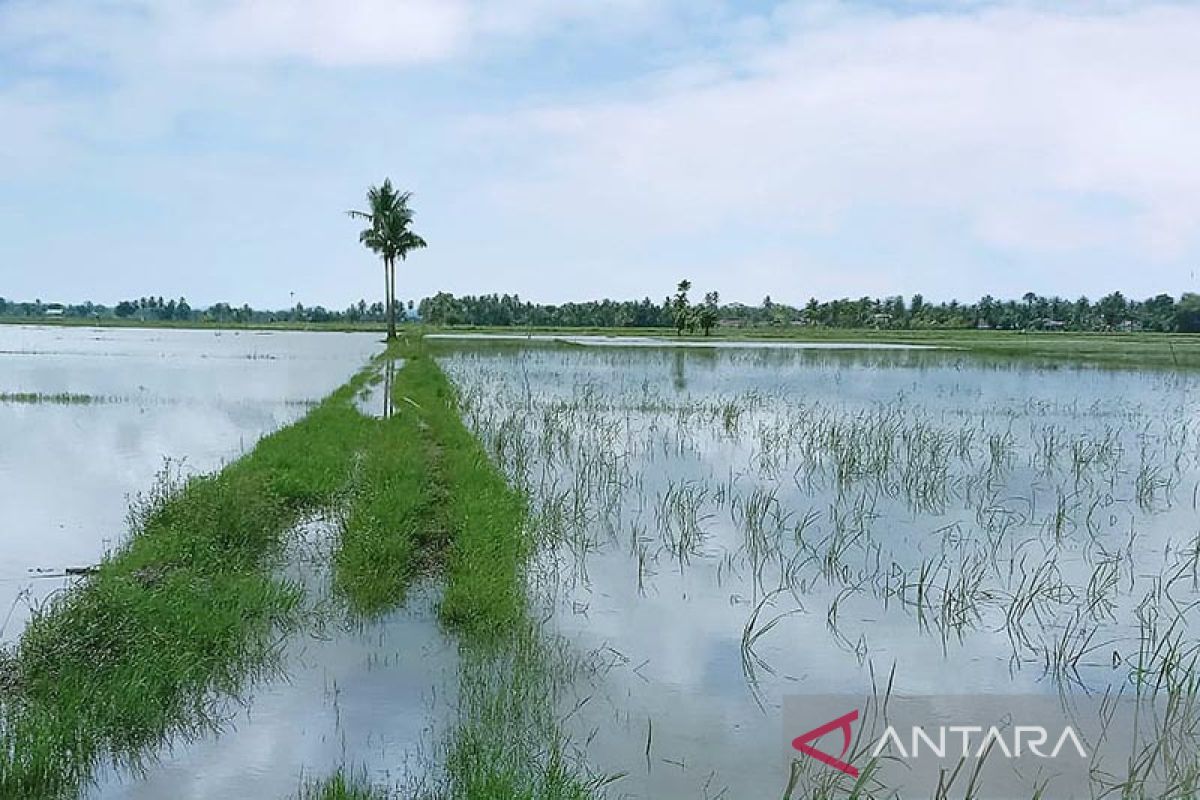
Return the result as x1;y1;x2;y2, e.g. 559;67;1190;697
791;709;860;778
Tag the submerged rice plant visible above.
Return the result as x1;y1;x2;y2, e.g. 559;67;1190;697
433;341;1200;797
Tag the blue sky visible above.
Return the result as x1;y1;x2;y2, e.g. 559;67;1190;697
2;0;1199;308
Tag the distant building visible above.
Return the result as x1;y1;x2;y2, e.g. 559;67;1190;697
44;304;65;317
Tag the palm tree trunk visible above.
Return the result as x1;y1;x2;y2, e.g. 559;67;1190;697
383;260;391;339
391;253;400;335
385;257;396;340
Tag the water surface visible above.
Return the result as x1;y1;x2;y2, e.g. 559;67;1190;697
87;520;457;799
0;325;379;642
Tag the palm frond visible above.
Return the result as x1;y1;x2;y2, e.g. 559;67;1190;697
349;179;425;262
396;231;427;258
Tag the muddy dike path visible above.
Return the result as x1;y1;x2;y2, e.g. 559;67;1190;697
0;334;605;800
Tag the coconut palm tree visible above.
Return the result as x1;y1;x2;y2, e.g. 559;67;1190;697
348;180;427;339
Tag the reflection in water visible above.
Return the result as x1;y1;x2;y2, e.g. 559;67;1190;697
383;356;395;419
671;349;686;392
353;357;401;420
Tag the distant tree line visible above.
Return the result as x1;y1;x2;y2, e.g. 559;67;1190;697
0;295;414;325
4;289;1200;333
418;283;722;333
419;288;1200;333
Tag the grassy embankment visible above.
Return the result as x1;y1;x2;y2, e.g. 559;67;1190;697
325;339;603;799
0;334;597;799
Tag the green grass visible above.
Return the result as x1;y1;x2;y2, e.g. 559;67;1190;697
334;358;443;616
298;768;390;799
387;342;528;638
331;336;526;629
323;335;529;635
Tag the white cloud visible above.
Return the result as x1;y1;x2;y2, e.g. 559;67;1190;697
470;2;1200;297
187;0;473;66
0;0;707;69
2;1;1200;305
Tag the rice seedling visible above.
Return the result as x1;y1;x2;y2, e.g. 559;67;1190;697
298;767;390;799
740;590;803;710
430;340;1200;797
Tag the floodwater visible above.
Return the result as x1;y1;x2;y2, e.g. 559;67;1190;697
88;520;457;799
0;325;379;642
426;332;938;350
10;326;1200;797
435;340;1200;798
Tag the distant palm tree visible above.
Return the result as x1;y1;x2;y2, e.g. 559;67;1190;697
348;179;427;339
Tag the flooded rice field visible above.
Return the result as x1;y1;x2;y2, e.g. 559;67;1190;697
436;341;1200;798
0;326;378;643
8;328;1200;798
